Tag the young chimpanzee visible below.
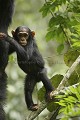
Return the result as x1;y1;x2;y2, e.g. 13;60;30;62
0;0;14;119
1;26;54;111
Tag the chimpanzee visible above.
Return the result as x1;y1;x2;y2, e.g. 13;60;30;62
1;26;54;111
0;0;14;119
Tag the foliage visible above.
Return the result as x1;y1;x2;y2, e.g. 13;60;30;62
55;83;80;120
64;49;80;67
37;0;80;119
40;0;80;53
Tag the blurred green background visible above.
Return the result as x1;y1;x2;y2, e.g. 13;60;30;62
5;0;68;119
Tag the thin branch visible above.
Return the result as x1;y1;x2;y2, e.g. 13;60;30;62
50;106;61;120
43;106;60;120
26;55;80;120
26;100;47;120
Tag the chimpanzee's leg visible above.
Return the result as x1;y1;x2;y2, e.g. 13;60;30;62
24;74;38;111
0;72;7;120
38;68;54;101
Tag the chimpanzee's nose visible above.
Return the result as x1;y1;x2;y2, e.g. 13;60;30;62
21;38;25;41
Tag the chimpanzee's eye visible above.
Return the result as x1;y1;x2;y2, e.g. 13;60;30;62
18;33;23;38
24;33;29;37
24;33;27;37
18;33;29;38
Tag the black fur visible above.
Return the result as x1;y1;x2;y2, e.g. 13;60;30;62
0;0;14;33
6;26;54;111
0;0;14;119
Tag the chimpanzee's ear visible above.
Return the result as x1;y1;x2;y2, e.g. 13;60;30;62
31;31;35;37
11;30;15;37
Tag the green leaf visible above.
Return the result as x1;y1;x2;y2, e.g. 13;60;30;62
64;49;80;67
59;107;65;114
39;4;50;17
46;31;55;41
47;101;59;112
51;74;63;89
55;95;65;99
69;86;78;95
57;32;65;43
38;87;46;102
68;71;79;85
58;100;66;106
63;0;66;4
77;85;80;94
49;17;59;27
64;96;77;103
42;9;49;17
72;41;80;50
57;44;64;54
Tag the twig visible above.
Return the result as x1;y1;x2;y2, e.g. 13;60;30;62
50;106;61;120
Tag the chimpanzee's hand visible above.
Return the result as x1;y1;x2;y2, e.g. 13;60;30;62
0;33;7;40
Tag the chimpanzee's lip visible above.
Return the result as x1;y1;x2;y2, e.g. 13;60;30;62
19;41;27;46
21;43;27;46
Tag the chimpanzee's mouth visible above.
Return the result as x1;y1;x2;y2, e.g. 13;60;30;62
19;41;27;46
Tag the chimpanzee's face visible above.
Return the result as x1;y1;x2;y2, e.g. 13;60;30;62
17;27;29;46
12;26;35;46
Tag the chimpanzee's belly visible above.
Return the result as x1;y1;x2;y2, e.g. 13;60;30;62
18;61;41;74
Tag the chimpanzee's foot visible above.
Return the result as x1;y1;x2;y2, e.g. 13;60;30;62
28;104;38;111
0;33;7;39
45;91;53;102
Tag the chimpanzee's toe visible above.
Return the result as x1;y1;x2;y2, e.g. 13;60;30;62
29;104;38;111
45;91;53;102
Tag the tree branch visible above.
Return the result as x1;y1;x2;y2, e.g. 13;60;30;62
26;55;80;120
